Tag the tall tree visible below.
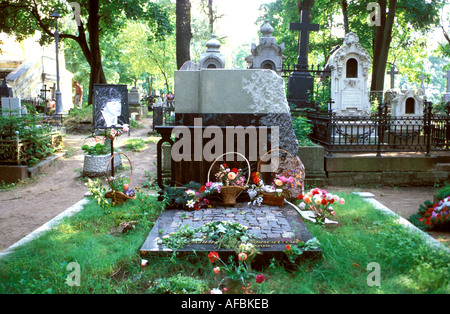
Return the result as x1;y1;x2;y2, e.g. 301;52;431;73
176;0;192;69
0;0;172;104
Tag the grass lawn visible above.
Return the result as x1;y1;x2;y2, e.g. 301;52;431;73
0;192;449;294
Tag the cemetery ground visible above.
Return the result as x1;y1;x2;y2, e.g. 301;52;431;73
0;115;449;294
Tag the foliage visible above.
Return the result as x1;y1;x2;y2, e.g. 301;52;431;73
123;139;149;152
87;178;111;214
0;113;60;166
163;181;219;210
81;143;109;156
199;221;253;250
283;238;321;263
292;115;314;146
147;274;208;294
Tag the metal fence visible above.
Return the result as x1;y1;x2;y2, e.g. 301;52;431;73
152;100;175;131
307;102;450;156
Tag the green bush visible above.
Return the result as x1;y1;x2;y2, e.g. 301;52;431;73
292;115;315;146
81;143;109;156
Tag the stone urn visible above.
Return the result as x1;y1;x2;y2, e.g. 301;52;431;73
83;153;121;177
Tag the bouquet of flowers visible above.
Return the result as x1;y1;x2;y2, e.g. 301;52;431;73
215;163;247;187
413;196;450;230
164;181;220;210
297;187;345;225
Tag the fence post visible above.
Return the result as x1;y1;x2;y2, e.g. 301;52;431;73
15;131;20;165
376;103;384;157
425;101;432;156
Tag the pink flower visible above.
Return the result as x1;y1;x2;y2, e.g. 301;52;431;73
206;181;213;188
256;274;265;284
124;184;129;191
122;124;130;132
340;198;345;205
213;267;220;274
228;172;236;180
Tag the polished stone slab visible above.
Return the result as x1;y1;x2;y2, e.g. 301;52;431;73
140;203;322;266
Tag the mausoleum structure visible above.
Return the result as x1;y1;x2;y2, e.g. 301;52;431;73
245;20;286;75
199;35;225;69
327;32;371;116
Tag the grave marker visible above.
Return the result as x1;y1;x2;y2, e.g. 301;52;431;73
387;65;399;89
287;10;319;109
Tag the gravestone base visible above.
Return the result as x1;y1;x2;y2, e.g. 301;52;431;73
140;203;322;268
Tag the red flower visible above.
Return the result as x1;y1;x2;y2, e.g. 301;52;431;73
286;245;291;250
297;194;304;200
231;168;239;174
256;274;265;284
321;198;328;206
208;251;219;263
253;176;260;184
199;185;206;192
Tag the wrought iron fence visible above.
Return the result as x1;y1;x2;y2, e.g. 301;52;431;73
307;102;450;156
152;100;175;131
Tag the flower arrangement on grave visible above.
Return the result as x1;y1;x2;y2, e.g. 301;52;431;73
109;174;136;197
297;188;345;225
105;152;136;206
215;163;248;205
208;245;265;294
247;171;295;206
215;164;247;187
163;181;220;210
409;196;450;231
283;238;321;263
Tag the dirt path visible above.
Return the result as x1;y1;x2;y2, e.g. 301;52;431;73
0;117;448;252
0;117;157;252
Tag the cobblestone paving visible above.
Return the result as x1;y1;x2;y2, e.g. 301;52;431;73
166;204;295;239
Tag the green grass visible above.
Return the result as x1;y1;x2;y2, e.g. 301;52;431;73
0;193;448;294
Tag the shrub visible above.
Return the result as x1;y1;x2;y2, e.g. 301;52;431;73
147;275;208;294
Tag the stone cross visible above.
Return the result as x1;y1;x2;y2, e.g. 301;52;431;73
289;10;319;70
387;65;399;89
443;70;450;92
419;73;426;91
40;84;51;100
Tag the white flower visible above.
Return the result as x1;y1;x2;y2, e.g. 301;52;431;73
298;202;306;210
185;189;195;196
276;188;283;193
211;288;222;294
187;200;195;208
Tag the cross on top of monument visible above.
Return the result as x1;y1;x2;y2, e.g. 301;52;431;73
419;72;426;92
443;70;450;92
289;10;319;70
387;65;399;89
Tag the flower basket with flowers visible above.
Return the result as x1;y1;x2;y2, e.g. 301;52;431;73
207;152;250;206
254;149;300;206
105;152;136;206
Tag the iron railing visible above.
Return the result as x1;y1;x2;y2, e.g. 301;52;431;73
307;102;450;156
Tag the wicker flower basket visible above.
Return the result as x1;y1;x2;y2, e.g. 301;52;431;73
207;152;250;206
257;148;300;206
105;152;136;206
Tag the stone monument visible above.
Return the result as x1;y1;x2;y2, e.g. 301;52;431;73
128;86;147;120
174;68;304;198
287;10;319;109
199;35;225;69
245;20;286;75
327;32;371;116
1;97;22;116
391;89;424;117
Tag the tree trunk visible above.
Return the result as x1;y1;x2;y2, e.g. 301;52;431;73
87;0;107;105
370;0;397;93
176;0;192;69
340;0;349;34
